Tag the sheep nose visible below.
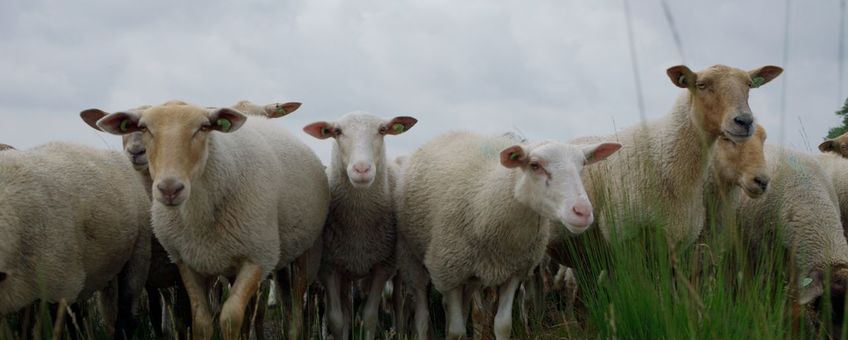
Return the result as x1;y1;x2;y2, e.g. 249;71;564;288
353;163;371;174
157;179;185;200
734;114;754;130
754;176;769;191
572;204;591;219
127;147;145;157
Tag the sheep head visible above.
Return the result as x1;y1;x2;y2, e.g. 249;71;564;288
667;64;782;143
713;124;769;198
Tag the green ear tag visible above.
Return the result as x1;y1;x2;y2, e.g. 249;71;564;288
321;127;330;136
120;119;130;132
509;152;520;160
216;119;232;132
678;75;686;86
752;76;765;88
393;123;405;133
801;277;814;287
275;105;286;115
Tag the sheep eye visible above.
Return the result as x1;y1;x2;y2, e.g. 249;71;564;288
379;126;388;135
334;128;342;136
200;125;211;132
747;81;754;88
696;82;707;90
529;162;541;171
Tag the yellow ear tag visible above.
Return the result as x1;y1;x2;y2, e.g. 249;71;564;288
120;119;131;132
393;123;405;133
752;76;765;88
216;119;231;132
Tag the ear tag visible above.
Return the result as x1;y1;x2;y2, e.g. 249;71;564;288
392;123;405;133
801;277;814;287
275;104;287;115
752;76;765;88
321;127;331;136
120;119;131;132
216;118;232;132
509;152;520;161
678;75;686;87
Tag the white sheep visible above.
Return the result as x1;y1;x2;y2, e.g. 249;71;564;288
703;124;770;234
0;142;151;339
566;64;782;248
302;111;418;339
80;99;304;338
88;100;329;340
395;131;620;339
737;145;848;310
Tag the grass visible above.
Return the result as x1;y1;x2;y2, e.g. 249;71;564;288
3;197;848;340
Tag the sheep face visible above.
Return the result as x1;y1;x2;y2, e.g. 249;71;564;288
81;105;151;171
500;141;621;234
667;64;782;143
803;265;848;337
818;132;848;158
713;124;769;198
92;101;247;206
304;112;417;188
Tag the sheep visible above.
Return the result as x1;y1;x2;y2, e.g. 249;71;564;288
302;111;418;339
818;131;848;157
703;124;770;234
87;100;329;340
565;64;782;248
395;131;621;339
0;142;151;339
736;145;848;337
817;142;848;236
80;99;304;338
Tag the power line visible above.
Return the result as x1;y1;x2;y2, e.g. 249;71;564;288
622;0;646;123
660;0;685;64
779;0;791;146
839;0;845;106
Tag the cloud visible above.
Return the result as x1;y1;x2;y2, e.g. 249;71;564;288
0;0;843;162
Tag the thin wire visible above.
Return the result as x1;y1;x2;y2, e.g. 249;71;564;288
622;0;646;124
779;0;791;146
660;0;685;64
839;0;846;106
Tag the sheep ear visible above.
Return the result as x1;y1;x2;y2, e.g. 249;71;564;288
303;122;337;139
383;116;418;135
80;109;108;131
749;66;783;88
667;65;696;89
819;140;836;153
583;142;622;165
208;108;247;133
798;271;825;305
96;111;142;135
264;102;302;118
500;145;527;168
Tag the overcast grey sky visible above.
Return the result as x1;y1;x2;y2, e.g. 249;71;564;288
0;0;842;163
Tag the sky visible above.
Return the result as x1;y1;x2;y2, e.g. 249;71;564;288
0;0;844;163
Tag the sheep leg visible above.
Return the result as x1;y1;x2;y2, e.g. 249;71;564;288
413;284;431;340
51;299;68;340
177;263;213;340
98;279;119;339
289;253;312;340
361;264;391;339
148;288;165;338
391;274;406;337
340;278;353;338
444;287;466;339
494;276;521;340
323;269;348;339
173;285;192;339
219;262;264;340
